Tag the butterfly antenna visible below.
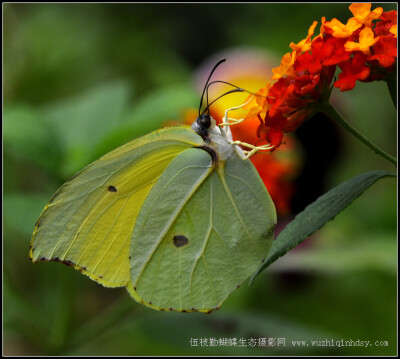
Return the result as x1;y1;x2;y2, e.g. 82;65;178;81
201;88;245;116
201;80;268;116
206;78;211;118
207;80;264;96
199;58;227;117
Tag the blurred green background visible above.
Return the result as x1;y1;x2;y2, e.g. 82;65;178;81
3;3;397;356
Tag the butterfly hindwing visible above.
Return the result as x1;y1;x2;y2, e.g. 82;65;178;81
127;146;276;312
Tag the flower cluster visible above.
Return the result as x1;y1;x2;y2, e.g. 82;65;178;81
245;3;397;151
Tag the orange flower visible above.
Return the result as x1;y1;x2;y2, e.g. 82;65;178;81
271;51;297;80
243;3;397;153
243;83;271;120
319;16;327;37
390;24;397;37
323;17;362;38
344;27;379;55
349;3;383;27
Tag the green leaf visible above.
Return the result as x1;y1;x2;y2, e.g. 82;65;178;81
126;85;198;129
41;81;131;176
4;193;51;238
251;170;396;283
91;84;199;159
3;106;62;174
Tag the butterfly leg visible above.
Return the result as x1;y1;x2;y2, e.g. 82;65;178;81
219;94;254;128
217;95;254;146
230;141;274;159
217;95;274;159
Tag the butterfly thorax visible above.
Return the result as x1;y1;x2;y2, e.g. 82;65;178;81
191;115;245;161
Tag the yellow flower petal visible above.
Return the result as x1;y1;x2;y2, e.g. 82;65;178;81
324;17;362;38
344;27;379;55
390;24;397;37
349;3;383;27
272;51;297;80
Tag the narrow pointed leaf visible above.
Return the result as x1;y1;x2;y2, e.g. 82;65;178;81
251;170;396;283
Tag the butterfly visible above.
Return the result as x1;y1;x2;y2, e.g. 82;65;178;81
29;59;277;313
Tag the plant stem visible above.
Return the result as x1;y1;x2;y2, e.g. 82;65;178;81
320;101;397;166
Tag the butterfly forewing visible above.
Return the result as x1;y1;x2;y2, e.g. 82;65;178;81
29;127;203;288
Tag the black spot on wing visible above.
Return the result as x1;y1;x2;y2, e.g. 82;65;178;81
108;185;117;192
173;235;189;248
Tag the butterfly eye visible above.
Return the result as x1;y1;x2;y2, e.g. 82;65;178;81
198;114;211;129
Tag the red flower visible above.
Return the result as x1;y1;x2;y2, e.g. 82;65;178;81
292;74;320;97
374;10;397;36
241;3;396;153
294;51;322;75
267;78;295;117
250;137;300;216
320;37;351;66
368;35;397;68
334;53;370;91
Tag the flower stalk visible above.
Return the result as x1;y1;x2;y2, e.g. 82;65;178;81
320;101;397;166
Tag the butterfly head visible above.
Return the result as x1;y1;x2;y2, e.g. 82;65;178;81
191;58;249;150
191;113;214;142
